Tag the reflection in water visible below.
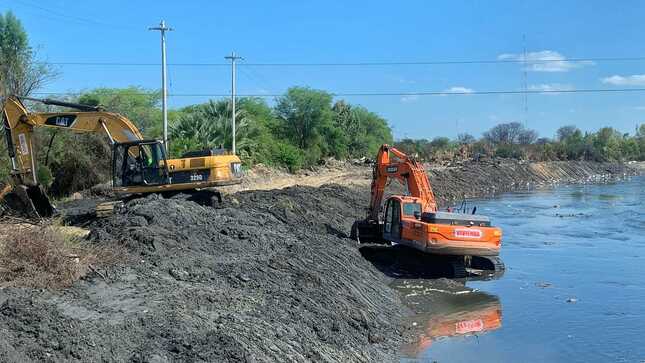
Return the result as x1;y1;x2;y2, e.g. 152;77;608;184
393;176;645;362
395;280;502;359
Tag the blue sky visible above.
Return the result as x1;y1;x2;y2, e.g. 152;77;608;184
3;0;645;139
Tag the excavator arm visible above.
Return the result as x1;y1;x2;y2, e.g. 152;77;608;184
367;144;437;220
352;144;438;243
2;96;143;185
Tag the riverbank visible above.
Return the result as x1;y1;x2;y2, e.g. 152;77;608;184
427;160;638;206
0;160;640;362
223;159;640;207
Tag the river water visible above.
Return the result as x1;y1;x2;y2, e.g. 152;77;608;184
396;176;644;363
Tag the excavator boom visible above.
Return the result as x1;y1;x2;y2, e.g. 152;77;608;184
368;144;437;220
2;96;143;187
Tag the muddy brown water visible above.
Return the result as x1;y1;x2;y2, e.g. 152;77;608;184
394;176;644;363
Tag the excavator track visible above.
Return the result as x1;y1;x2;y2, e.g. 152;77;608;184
447;258;468;278
95;201;124;218
468;255;506;275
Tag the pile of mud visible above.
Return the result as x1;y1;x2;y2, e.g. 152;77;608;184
428;160;638;207
0;186;404;362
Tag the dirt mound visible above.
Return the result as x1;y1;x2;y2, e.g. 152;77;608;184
230;184;368;238
0;187;404;362
428;160;638;207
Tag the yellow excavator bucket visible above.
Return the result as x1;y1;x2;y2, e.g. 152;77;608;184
0;184;55;218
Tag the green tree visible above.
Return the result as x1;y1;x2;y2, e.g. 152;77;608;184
351;106;393;156
332;101;392;158
592;127;623;161
430;137;451;149
170;99;257;158
274;87;335;152
0;11;56;97
637;124;645;160
77;87;161;138
0;11;56;182
559;127;585;160
557;125;578;141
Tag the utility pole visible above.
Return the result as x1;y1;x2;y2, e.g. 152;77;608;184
149;20;173;153
225;52;243;155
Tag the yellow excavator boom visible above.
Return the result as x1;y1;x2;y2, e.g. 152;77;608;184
2;96;144;185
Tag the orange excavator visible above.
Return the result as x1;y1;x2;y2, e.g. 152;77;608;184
351;144;504;276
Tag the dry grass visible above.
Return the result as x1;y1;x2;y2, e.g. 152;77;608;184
0;226;123;288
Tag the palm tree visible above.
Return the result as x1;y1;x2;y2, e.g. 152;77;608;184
170;100;258;156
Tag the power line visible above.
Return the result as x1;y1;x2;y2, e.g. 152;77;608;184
37;56;645;67
13;0;139;31
30;88;645;98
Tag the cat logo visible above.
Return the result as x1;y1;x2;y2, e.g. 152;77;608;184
45;115;77;128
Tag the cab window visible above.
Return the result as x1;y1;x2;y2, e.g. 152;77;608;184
402;202;421;217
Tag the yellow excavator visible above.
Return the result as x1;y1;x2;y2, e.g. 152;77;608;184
1;95;243;217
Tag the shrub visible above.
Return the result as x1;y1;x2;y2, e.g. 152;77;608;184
36;165;53;188
494;144;525;159
0;226;123;288
271;142;304;172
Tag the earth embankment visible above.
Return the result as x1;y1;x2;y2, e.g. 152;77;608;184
0;160;639;362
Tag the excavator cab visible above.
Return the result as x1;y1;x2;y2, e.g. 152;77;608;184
383;198;403;241
112;140;170;188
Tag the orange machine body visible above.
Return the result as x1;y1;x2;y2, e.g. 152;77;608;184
387;196;502;256
365;144;502;257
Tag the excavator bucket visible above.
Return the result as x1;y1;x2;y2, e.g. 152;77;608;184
0;184;55;219
351;220;386;244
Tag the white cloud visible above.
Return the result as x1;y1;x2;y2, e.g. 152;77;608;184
396;77;416;85
601;74;645;86
528;83;574;94
498;50;593;72
443;86;474;94
400;94;419;103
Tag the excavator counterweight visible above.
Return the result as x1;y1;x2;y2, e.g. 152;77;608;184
352;144;504;277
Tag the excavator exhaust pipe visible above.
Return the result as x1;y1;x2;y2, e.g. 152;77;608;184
0;184;55;218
